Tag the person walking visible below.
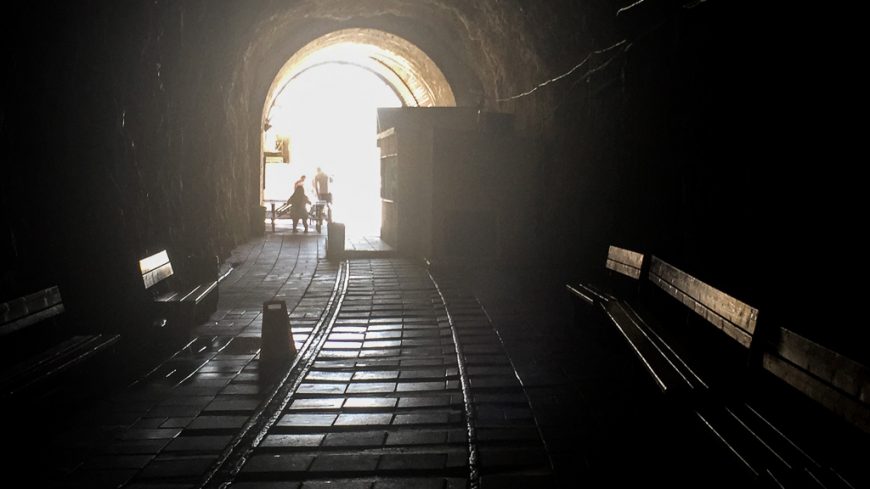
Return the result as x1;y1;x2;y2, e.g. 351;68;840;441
313;167;332;203
288;185;311;233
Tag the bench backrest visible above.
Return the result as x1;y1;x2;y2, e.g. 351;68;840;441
606;245;644;280
648;256;758;348
647;255;869;433
140;250;174;290
763;327;870;433
1;286;65;337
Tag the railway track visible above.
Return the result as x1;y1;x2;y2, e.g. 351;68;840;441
198;258;551;488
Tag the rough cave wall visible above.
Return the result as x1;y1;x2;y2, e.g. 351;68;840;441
512;1;854;358
1;1;857;356
0;0;554;337
1;2;265;332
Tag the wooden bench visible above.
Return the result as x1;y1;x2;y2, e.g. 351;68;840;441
567;245;643;306
761;326;870;433
140;250;218;333
650;257;868;487
568;249;869;487
568;246;706;397
0;286;119;402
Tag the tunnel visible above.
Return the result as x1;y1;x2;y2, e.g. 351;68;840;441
1;1;866;488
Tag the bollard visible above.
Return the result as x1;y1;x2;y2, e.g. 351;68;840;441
327;222;345;259
260;300;296;371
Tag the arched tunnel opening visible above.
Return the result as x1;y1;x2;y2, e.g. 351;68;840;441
260;29;456;237
0;2;866;488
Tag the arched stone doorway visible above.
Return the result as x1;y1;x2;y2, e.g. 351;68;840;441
259;29;457;237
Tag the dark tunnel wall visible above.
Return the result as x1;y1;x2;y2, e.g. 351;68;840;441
1;2;862;359
0;0;557;336
1;2;265;332
513;1;863;361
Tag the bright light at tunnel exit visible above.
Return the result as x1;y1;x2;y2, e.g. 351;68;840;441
264;63;403;236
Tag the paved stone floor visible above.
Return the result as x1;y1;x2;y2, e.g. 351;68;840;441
30;230;333;488
431;266;671;487
9;222;865;489
13;226;588;488
345;235;395;254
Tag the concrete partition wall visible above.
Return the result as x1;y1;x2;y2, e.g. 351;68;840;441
377;108;478;257
376;107;539;261
431;128;538;261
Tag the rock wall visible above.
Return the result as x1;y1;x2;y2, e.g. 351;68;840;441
2;1;858;358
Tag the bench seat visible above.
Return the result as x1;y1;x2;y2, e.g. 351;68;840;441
140;250;218;331
568;246;869;488
0;286;120;402
1;333;119;399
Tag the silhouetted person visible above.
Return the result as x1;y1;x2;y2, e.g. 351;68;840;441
293;174;306;190
313;167;332;203
288;185;310;233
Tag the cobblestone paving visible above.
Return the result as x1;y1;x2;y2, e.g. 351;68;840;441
228;259;468;488
38;232;330;488
223;259;552;488
432;266;660;487
24;231;555;489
